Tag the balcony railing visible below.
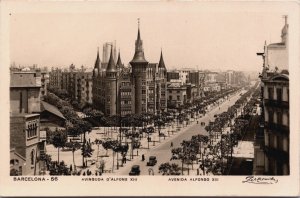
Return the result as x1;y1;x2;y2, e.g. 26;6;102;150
264;99;289;108
265;122;289;134
264;145;289;162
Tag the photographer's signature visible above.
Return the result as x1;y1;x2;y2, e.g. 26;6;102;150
242;176;278;184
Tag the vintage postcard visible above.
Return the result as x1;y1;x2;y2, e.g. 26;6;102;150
0;0;299;196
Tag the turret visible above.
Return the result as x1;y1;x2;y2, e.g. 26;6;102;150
130;20;148;64
116;50;124;70
93;47;101;77
130;19;149;114
106;47;117;74
158;49;167;77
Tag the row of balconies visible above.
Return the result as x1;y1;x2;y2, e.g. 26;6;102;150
264;99;289;109
265;121;289;134
264;145;289;163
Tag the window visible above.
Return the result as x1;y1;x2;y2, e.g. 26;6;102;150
277;135;283;150
169;96;172;100
31;149;35;165
269;111;274;123
276;88;282;101
277;111;282;125
268;133;273;148
19;166;22;175
19;92;22;113
177;90;180;93
142;90;146;94
268;87;274;100
27;123;37;139
177;95;180;100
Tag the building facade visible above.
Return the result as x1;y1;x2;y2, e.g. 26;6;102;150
92;23;167;116
10;70;44;175
262;72;289;175
49;67;62;89
167;81;187;107
189;71;205;99
254;16;289;175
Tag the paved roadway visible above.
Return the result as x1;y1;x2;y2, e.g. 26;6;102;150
112;90;246;176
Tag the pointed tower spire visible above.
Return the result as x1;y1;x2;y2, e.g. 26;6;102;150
130;18;148;63
94;47;100;70
106;45;116;72
137;18;141;41
158;49;166;69
116;49;123;68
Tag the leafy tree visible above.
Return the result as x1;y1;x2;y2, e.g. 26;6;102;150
159;163;181;175
52;129;67;163
81;139;94;167
65;141;81;169
102;140;111;156
48;160;71;176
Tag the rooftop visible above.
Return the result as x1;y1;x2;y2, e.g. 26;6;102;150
41;101;66;120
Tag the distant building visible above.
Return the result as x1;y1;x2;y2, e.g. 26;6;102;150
40;69;49;100
167;71;180;82
167;81;187;107
119;67;133;116
189;71;205;99
203;82;221;92
225;70;235;86
49;67;62;89
49;64;93;106
186;83;197;104
167;69;190;84
76;68;93;105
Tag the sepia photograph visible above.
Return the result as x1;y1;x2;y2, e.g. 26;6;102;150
0;0;299;196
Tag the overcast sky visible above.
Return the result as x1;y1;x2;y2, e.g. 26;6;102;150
9;2;287;72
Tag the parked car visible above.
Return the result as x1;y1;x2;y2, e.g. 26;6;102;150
147;156;157;166
129;165;140;176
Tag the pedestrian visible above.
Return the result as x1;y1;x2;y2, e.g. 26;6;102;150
142;154;145;161
170;142;173;147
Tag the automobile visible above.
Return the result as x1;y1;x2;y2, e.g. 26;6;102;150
147;156;157;166
129;165;140;176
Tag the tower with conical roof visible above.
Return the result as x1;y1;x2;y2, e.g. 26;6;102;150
105;46;118;115
130;19;149;114
157;49;168;113
116;50;124;70
158;49;167;78
93;47;101;77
